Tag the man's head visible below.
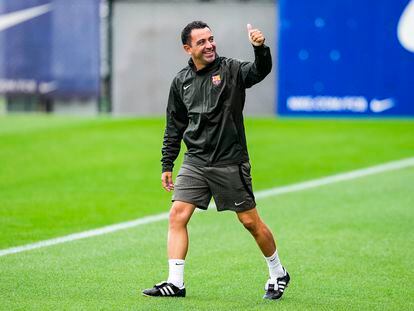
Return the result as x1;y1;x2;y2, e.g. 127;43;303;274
181;21;216;70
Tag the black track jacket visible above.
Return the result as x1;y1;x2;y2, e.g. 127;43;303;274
161;44;272;172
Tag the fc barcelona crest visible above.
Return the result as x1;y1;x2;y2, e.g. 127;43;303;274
212;74;221;86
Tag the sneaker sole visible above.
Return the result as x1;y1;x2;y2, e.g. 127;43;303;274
141;292;185;298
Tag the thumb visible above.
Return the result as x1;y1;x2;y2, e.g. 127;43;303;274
247;23;254;43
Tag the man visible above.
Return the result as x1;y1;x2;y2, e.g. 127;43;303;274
142;21;290;300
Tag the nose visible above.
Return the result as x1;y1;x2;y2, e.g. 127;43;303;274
205;40;213;49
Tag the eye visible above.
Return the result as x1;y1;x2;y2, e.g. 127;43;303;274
209;37;214;42
197;39;205;46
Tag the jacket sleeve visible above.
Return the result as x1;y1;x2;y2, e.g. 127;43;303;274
161;79;188;173
239;44;272;89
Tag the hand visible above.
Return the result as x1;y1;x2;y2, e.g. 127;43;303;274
247;23;265;46
161;171;174;192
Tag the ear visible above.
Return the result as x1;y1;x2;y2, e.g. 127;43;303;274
183;44;192;55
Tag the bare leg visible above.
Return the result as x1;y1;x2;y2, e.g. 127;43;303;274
141;201;195;294
168;201;196;259
236;207;276;257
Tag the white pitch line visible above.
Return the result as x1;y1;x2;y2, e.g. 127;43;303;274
1;157;413;257
254;156;414;199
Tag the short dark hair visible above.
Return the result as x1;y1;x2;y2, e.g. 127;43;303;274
181;21;210;45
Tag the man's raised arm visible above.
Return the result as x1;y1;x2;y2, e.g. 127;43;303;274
239;23;272;88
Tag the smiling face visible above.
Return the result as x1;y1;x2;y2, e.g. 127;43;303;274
183;27;216;71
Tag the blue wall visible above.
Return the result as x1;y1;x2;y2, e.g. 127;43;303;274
278;0;414;117
0;0;100;98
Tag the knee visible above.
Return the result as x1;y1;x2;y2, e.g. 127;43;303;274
169;203;191;228
240;217;260;233
169;208;185;227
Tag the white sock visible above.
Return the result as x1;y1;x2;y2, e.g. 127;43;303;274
167;259;185;288
265;250;285;279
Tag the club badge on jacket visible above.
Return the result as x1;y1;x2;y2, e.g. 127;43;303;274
212;74;222;86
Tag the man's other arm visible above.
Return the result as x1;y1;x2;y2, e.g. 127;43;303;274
161;79;188;191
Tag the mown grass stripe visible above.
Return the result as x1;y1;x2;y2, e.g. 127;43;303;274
1;156;413;257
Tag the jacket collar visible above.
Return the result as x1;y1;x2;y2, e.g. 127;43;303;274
188;56;220;74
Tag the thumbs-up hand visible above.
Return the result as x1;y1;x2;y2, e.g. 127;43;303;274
247;23;265;46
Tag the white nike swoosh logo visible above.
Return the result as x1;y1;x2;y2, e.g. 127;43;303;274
234;201;245;206
398;0;414;52
183;84;191;90
0;4;52;32
39;81;57;94
370;98;395;113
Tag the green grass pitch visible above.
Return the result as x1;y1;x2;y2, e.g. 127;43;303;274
0;115;413;310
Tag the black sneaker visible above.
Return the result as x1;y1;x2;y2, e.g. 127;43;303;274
142;281;186;297
263;268;290;300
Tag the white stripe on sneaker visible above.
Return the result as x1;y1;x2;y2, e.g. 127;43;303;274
166;286;174;295
160;287;166;296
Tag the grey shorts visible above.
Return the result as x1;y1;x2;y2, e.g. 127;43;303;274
172;162;256;212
